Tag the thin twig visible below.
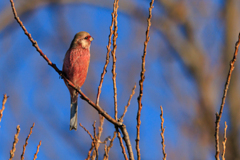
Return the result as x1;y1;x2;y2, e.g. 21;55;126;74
103;132;117;160
160;106;167;160
33;141;41;160
136;1;154;159
91;121;99;160
0;94;8;122
111;0;119;120
96;7;115;106
214;33;240;160
116;128;128;160
80;123;94;140
21;123;35;160
86;141;95;160
119;84;136;122
221;122;228;160
9;125;20;160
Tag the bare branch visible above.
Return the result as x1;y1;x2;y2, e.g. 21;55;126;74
215;33;240;160
103;132;117;160
111;0;119;120
0;94;8;122
80;123;94;140
116;128;128;160
160;106;167;160
9;125;20;160
222;122;228;160
136;1;154;159
21;123;35;160
33;141;42;160
119;84;136;122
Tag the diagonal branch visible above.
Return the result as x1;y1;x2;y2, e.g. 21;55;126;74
214;33;240;160
0;94;8;122
21;123;35;160
9;125;20;160
136;1;154;159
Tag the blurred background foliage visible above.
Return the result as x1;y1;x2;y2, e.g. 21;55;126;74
0;0;240;159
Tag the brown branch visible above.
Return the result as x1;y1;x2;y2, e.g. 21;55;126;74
136;1;154;159
86;141;95;160
160;106;167;160
21;123;35;160
95;7;115;106
33;141;42;160
116;128;128;160
111;0;119;120
79;123;94;140
103;132;117;160
9;125;20;160
215;33;240;160
0;94;8;123
91;121;99;160
10;0;134;159
221;122;228;160
119;84;136;122
119;125;134;160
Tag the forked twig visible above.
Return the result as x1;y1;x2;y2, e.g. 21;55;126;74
214;33;240;160
136;1;154;159
103;132;117;160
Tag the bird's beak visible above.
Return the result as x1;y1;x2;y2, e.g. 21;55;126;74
89;36;94;42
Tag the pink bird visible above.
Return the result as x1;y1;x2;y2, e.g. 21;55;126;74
62;31;93;130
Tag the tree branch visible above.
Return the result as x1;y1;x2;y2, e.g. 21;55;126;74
215;33;240;160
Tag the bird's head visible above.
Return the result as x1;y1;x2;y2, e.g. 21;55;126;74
70;31;93;50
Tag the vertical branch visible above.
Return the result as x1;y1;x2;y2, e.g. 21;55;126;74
111;0;119;120
116;128;128;160
136;1;154;159
160;106;167;160
21;123;35;160
33;141;42;160
96;4;115;106
215;33;240;160
9;125;20;160
91;121;98;160
120;125;134;160
0;94;8;122
222;122;228;160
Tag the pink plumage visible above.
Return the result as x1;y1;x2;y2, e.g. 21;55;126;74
62;31;93;130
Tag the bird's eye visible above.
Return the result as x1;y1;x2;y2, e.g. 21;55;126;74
84;36;88;40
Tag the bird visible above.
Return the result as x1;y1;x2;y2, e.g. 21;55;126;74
62;31;93;130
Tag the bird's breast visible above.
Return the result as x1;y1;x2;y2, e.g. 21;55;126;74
63;48;90;88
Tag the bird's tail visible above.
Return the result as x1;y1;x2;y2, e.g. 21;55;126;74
70;94;78;130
